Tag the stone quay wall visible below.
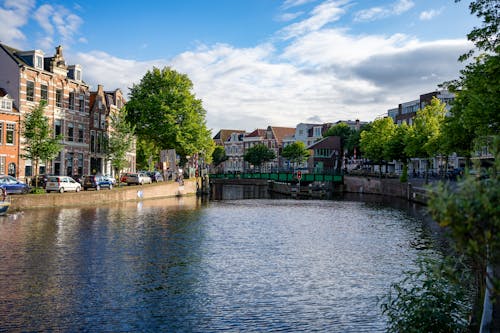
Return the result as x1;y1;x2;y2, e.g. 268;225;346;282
9;180;197;211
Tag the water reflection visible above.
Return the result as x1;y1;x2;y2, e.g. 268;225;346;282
0;196;440;332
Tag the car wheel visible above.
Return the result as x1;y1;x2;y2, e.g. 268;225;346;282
109;184;113;190
59;187;64;193
96;185;100;191
76;186;81;192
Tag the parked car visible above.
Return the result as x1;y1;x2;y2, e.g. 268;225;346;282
45;176;81;193
146;171;164;182
120;173;132;184
103;175;117;185
83;175;114;191
0;175;31;194
125;172;152;185
30;174;53;188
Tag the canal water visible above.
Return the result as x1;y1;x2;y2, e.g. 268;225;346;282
0;196;441;332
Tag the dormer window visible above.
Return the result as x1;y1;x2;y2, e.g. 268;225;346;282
0;98;12;111
75;69;81;81
68;64;82;81
36;55;43;69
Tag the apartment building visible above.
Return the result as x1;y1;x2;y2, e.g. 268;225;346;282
0;43;90;179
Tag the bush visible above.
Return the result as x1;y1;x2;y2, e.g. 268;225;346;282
380;256;473;333
30;187;46;194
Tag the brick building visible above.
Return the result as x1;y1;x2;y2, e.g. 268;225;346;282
0;43;91;180
0;90;21;177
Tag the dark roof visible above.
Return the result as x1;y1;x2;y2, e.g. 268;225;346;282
213;129;246;142
307;136;341;150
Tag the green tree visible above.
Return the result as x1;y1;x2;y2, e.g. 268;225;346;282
126;67;214;162
21;101;62;188
324;123;354;172
405;97;446;182
385;122;411;182
243;144;276;172
360;117;396;176
105;107;135;179
281;141;310;170
211;146;227;171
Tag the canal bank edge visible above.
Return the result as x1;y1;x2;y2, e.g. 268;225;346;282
8;180;197;211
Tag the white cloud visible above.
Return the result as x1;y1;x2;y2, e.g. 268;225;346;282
419;8;443;21
0;0;35;46
282;0;317;10
277;11;304;22
354;0;414;22
280;0;349;39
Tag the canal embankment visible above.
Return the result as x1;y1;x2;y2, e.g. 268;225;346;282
8;179;197;211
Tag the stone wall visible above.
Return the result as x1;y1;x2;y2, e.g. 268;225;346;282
9;180;197;211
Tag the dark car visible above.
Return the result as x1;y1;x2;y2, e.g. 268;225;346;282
70;174;84;184
31;174;53;188
146;171;164;182
0;175;31;194
83;175;114;191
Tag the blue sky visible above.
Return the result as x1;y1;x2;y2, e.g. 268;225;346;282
1;0;478;132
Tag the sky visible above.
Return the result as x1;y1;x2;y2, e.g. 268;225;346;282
0;0;479;132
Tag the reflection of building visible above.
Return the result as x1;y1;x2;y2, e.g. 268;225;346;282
89;85;134;176
0;43;90;179
0;90;21;177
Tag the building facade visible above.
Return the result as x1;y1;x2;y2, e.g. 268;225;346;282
0;90;21;177
0;43;91;180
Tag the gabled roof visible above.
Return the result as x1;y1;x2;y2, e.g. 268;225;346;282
213;129;246;143
307;136;341;150
0;43;29;66
245;128;266;138
268;126;295;144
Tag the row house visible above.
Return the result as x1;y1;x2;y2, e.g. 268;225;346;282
89;85;135;176
223;131;246;173
0;42;133;181
0;90;21;176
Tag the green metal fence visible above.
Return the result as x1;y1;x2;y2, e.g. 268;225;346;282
209;172;343;183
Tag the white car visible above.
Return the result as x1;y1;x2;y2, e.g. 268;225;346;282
45;176;82;193
125;172;152;185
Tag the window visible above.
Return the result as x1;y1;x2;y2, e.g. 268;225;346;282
0;99;12;111
6;123;15;145
78;124;84;143
67;122;74;142
0;156;5;174
41;84;48;102
79;94;85;112
66;153;74;176
75;70;81;81
314;127;322;137
26;81;34;102
8;163;15;177
69;91;75;110
100;114;106;129
77;153;83;175
55;119;62;137
56;89;62;107
90;131;95;153
0;123;3;144
36;55;43;69
93;113;99;128
97;132;102;153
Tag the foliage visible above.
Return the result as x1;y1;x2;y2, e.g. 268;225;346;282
281;141;310;166
212;146;227;167
324;123;353;142
105;107;135;176
455;0;499;59
346;123;371;158
126;66;214;160
405;97;447;159
21;101;62;186
243;144;276;170
428;137;500;294
360;117;395;165
381;256;472;333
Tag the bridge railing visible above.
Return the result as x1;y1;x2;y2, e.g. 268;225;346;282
209;171;343;182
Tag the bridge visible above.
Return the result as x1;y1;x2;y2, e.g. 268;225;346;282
209;171;343;183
